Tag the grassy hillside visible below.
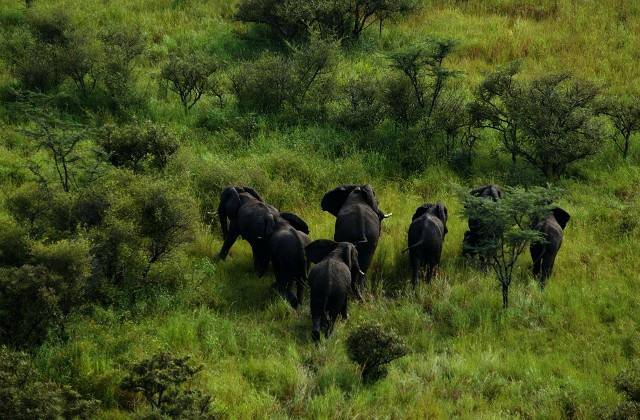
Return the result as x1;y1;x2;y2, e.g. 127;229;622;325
1;0;640;418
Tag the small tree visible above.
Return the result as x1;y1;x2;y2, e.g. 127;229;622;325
468;61;522;164
161;48;220;112
512;73;604;179
598;95;640;159
463;187;556;308
387;39;459;119
21;107;89;192
346;323;407;383
120;352;213;418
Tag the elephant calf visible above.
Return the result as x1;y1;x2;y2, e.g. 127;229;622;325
269;214;310;309
306;240;364;341
406;203;448;287
531;207;570;287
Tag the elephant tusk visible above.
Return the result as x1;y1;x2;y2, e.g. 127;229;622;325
384;213;393;218
359;270;365;276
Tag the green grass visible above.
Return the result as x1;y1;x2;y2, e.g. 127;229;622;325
2;0;640;417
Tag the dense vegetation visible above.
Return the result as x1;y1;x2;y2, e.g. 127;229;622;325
1;0;639;417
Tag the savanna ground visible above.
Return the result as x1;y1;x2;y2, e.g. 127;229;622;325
1;0;640;418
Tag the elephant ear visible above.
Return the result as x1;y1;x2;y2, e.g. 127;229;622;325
552;207;570;230
470;185;489;197
218;187;241;239
240;186;263;202
434;203;448;234
280;212;310;234
412;205;431;221
305;239;338;264
321;185;358;217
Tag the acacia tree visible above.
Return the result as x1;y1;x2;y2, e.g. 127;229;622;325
234;0;418;41
468;61;522;163
463;187;555;308
512;73;604;179
387;39;459;119
598;96;640;159
161;48;220;112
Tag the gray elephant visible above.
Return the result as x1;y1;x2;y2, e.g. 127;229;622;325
217;186;308;276
269;214;310;308
530;207;570;287
305;240;364;341
406;203;448;287
463;184;503;258
321;184;390;275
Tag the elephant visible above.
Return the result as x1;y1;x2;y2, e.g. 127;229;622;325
217;186;308;276
269;214;311;308
406;203;448;287
320;184;390;275
462;184;503;258
305;240;364;341
530;207;570;287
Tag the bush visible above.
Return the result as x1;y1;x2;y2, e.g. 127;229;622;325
616;361;640;403
0;346;99;418
231;36;337;116
160;46;221;112
120;352;214;418
512;73;604;179
336;75;385;131
0;217;30;267
235;0;418;41
0;238;90;348
98;121;179;172
346;323;408;383
611;401;640;420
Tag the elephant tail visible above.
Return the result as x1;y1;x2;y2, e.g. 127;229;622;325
402;239;424;253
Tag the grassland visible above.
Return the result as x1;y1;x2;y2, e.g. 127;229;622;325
1;0;640;418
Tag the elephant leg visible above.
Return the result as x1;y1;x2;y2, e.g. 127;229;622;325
295;279;304;308
251;241;270;277
540;251;557;287
321;313;331;338
341;301;349;320
219;223;240;259
327;314;338;338
531;244;544;281
426;264;435;284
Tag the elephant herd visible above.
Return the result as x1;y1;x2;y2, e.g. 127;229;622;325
217;184;570;341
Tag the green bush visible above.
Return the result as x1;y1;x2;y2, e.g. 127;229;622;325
98;121;179;172
346;323;408;383
0;346;99;418
336;75;386;131
160;46;221;112
120;352;214;418
0;238;90;348
616;361;640;403
0;217;30;267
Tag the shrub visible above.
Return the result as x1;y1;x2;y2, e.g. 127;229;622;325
611;401;640;420
98;121;179;172
0;238;90;348
98;24;145;112
346;323;408;383
231;36;337;116
336;75;385;131
235;0;418;41
0;217;30;267
120;352;214;418
616;361;640;403
598;95;640;159
512;73;604;179
0;346;99;418
160;46;221;112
